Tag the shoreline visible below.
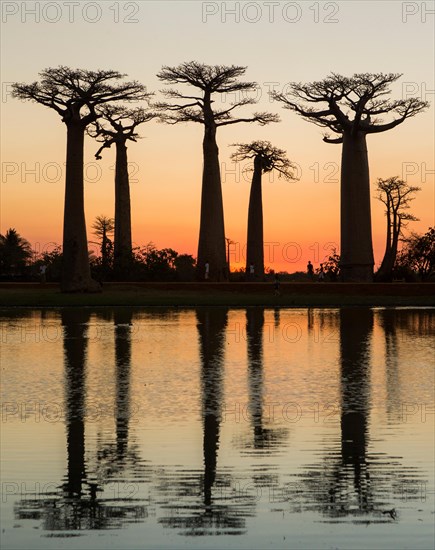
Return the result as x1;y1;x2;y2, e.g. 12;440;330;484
0;282;434;308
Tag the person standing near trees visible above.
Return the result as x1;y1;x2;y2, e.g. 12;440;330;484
39;264;47;283
318;264;325;281
204;261;210;281
307;261;314;280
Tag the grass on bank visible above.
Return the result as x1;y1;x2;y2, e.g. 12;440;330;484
0;284;434;307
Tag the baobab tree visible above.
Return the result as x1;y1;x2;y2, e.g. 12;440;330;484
375;176;420;281
231;141;296;279
89;105;157;278
12;67;149;292
157;61;279;281
272;73;428;282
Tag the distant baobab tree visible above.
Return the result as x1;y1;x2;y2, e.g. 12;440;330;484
272;73;428;282
375;176;420;281
156;61;279;281
231;141;296;279
89;105;157;278
12;67;149;292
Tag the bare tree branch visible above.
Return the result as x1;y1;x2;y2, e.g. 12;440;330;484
157;61;278;130
272;73;429;140
88;104;158;158
12;66;151;126
217;112;279;127
231;141;298;181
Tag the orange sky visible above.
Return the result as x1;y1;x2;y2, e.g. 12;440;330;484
1;1;434;272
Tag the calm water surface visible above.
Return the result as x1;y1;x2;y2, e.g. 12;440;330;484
1;307;434;550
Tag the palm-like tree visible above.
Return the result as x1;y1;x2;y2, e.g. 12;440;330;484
231;141;296;279
91;215;115;275
0;228;32;276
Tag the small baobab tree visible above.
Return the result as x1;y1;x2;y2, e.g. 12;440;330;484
272;73;428;282
156;61;279;281
231;141;297;279
89;105;157;278
88;104;156;279
12;67;149;292
375;177;420;281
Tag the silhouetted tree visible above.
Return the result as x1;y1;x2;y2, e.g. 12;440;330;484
231;141;296;279
89;105;157;278
375;177;420;281
225;237;235;277
0;228;32;277
12;67;149;292
321;249;341;281
396;227;435;280
174;253;196;281
157;62;279;281
133;242;178;281
91;215;114;277
273;73;428;282
39;245;63;281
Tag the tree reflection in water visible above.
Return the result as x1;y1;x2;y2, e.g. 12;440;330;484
378;308;402;423
285;308;427;523
12;307;430;536
93;309;149;480
239;307;287;455
14;309;148;532
156;308;255;536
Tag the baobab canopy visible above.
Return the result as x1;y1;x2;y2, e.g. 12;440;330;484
12;66;149;124
272;73;429;143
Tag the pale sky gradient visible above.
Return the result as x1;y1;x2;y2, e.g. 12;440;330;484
1;0;434;271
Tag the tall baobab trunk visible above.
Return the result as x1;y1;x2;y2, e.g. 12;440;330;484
61;122;96;292
114;141;132;277
340;131;374;282
246;157;264;279
197;100;227;281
